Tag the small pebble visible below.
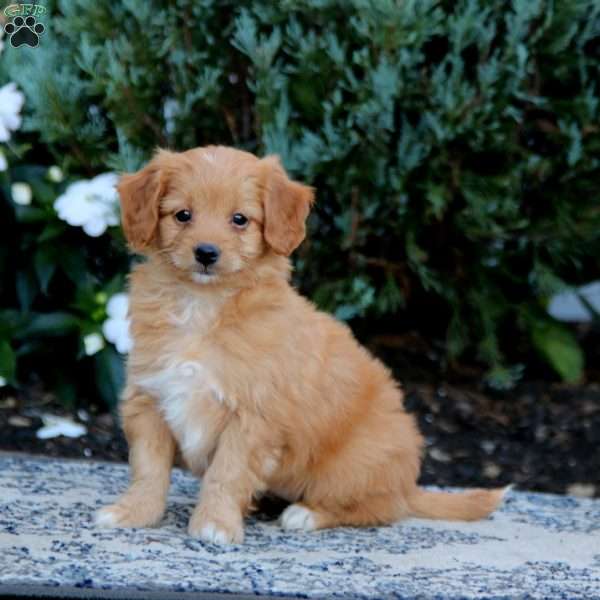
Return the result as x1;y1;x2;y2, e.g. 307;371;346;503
567;483;596;498
96;413;115;427
429;448;451;463
8;415;31;428
439;421;459;434
535;425;548;442
484;463;501;479
0;397;17;409
481;440;496;455
457;402;473;416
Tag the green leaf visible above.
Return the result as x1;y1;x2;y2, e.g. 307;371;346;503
485;364;525;391
425;183;448;220
0;341;16;383
38;222;66;243
58;251;89;286
34;248;57;295
16;312;80;339
446;310;467;358
530;319;584;383
54;377;77;409
28;177;57;207
94;346;125;410
0;310;26;339
16;270;38;312
13;206;47;223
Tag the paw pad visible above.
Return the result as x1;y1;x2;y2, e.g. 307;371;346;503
4;16;45;48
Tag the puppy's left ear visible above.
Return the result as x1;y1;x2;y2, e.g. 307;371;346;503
260;156;314;256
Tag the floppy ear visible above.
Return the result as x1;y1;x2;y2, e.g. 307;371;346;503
260;156;314;256
118;161;166;253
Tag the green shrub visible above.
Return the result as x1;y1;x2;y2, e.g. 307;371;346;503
0;157;129;406
2;0;600;405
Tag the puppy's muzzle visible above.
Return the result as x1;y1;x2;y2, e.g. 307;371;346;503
194;244;220;267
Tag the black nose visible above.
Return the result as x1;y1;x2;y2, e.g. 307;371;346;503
194;243;220;266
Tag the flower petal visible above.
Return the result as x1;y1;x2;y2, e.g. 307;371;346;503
36;415;87;439
106;293;129;319
83;333;105;356
11;182;32;206
83;218;108;237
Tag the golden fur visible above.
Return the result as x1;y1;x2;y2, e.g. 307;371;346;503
96;145;505;543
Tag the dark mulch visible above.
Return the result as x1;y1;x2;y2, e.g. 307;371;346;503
1;378;598;499
407;381;599;497
0;391;128;463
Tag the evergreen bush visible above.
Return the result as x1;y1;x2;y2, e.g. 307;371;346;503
2;0;600;405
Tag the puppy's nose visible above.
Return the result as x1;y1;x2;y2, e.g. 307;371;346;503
194;243;220;266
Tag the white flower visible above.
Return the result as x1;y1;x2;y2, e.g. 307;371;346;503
102;293;133;354
548;280;600;322
83;333;105;356
47;165;64;183
11;182;32;205
0;376;6;387
0;82;25;143
54;172;119;237
36;414;87;440
0;149;7;172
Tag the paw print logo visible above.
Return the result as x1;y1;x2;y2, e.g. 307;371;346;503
4;16;45;48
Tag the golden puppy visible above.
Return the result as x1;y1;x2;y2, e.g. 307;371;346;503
96;146;505;544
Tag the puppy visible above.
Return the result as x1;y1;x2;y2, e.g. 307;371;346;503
96;146;505;544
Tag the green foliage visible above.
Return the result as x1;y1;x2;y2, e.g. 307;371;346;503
527;312;585;383
0;171;128;406
0;157;127;407
2;0;600;405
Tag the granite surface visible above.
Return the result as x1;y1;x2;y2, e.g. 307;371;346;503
0;455;599;599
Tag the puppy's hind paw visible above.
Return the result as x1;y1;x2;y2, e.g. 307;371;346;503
280;504;317;531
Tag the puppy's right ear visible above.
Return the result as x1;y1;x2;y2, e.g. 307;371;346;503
118;160;166;253
117;150;181;252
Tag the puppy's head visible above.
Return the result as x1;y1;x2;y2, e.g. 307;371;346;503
118;146;313;284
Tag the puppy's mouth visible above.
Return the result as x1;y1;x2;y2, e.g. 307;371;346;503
191;266;218;284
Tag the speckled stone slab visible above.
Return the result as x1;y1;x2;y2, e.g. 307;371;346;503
0;455;599;599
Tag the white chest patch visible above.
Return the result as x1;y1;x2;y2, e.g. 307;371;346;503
134;359;224;457
129;289;231;459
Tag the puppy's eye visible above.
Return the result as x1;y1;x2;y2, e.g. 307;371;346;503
232;213;249;227
174;209;192;223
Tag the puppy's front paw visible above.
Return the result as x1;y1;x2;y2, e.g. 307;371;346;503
280;504;317;531
95;504;134;528
188;510;244;544
95;500;163;529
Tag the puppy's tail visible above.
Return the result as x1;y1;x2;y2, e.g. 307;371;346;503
407;485;510;521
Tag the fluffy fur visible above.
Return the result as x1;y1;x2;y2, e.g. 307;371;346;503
96;146;505;543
